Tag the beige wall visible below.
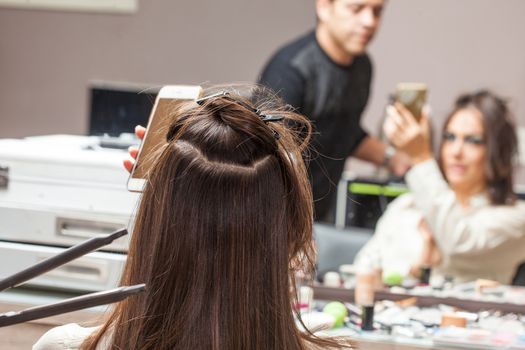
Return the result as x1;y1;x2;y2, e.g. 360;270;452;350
364;0;525;136
0;0;524;139
0;0;314;137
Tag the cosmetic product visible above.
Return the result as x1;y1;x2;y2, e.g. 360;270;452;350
323;271;341;288
298;286;313;313
339;264;356;288
355;268;376;331
441;312;467;328
419;266;431;285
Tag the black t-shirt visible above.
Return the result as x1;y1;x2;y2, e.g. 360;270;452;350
259;30;372;220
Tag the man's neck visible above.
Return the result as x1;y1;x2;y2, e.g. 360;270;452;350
315;26;354;66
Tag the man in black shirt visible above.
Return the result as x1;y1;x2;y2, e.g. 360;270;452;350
259;0;410;221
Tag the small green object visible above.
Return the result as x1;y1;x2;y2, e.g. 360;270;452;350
323;301;348;328
349;183;382;195
383;185;409;197
349;182;408;197
383;272;404;286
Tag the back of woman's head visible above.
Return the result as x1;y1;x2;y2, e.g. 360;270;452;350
83;85;346;350
440;90;518;204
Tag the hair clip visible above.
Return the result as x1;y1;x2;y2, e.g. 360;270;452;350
195;91;229;106
195;91;284;140
197;91;283;122
197;91;261;115
260;114;284;122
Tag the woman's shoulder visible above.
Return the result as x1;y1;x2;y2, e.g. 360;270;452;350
485;198;525;214
33;323;100;350
477;199;525;229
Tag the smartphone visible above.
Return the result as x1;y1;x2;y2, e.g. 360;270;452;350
127;85;203;192
395;83;427;122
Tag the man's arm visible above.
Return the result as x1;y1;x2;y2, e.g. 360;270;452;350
352;135;411;176
352;135;386;165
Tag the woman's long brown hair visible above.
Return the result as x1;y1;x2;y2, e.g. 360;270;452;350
82;85;351;349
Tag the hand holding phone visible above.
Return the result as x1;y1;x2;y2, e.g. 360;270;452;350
123;125;146;173
384;101;432;164
127;85;203;192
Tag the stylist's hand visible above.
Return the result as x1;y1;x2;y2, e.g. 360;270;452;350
383;103;432;164
123;125;146;173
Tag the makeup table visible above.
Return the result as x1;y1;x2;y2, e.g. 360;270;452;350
312;285;525;350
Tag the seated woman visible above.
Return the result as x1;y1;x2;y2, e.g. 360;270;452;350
33;86;351;349
355;90;525;284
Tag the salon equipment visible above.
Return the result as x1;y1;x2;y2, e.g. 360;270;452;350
89;83;157;138
0;228;145;328
0;284;144;328
335;175;408;229
0;229;127;293
89;83;157;150
0;135;139;291
314;224;372;280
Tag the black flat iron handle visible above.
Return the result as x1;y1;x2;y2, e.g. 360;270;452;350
0;228;128;293
0;284;145;328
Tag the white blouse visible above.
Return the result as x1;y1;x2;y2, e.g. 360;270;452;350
33;323;100;350
356;159;525;284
